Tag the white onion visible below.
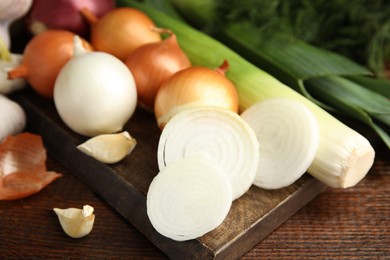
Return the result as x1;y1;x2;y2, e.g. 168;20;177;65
54;36;137;137
157;106;259;200
147;157;232;241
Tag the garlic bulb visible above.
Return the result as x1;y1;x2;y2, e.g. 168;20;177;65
1;53;27;94
0;94;26;142
0;0;33;48
77;131;137;164
54;36;137;137
53;205;95;238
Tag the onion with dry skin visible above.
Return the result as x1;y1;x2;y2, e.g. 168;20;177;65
125;28;191;111
154;60;239;128
80;7;161;61
26;0;115;36
7;30;93;98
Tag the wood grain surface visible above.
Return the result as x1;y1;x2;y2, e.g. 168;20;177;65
0;140;388;259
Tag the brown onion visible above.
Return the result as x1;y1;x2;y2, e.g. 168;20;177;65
125;28;191;111
7;30;93;98
154;60;239;129
81;7;161;61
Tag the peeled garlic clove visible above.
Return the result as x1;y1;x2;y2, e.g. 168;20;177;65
77;131;137;164
53;205;95;239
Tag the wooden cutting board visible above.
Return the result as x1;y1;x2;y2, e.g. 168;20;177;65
12;89;327;259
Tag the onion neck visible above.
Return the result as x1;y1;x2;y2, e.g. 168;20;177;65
215;60;229;76
7;65;28;80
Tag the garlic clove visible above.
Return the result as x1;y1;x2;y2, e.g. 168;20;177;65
53;205;95;239
77;131;137;164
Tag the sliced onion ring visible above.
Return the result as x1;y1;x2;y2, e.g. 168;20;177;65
147;157;232;241
241;98;320;189
157;106;259;200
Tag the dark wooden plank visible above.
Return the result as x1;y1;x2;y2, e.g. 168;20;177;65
12;88;327;259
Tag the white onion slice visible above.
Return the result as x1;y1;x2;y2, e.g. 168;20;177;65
147;157;232;241
157;107;259;200
241;98;320;189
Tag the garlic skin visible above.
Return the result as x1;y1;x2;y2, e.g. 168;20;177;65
77;131;137;164
1;53;27;94
0;94;26;142
53;205;95;239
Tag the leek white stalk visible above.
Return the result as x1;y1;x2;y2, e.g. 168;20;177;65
54;36;137;137
77;131;136;164
0;94;26;141
53;205;95;239
241;98;320;189
157;106;259;200
129;3;376;188
147;157;232;241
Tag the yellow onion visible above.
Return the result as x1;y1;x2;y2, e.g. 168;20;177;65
81;7;161;61
125;28;191;111
154;60;239;129
7;30;92;98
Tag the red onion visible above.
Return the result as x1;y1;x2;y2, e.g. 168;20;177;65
26;0;115;37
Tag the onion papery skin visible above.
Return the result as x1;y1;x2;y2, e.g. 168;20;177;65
125;31;191;111
26;0;115;37
7;30;93;98
54;50;137;137
85;7;161;61
154;65;239;129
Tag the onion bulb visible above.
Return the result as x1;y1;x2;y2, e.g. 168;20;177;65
80;7;161;61
54;36;137;137
7;30;93;98
157;106;259;200
154;60;239;128
26;0;115;37
241;98;320;189
125;28;191;111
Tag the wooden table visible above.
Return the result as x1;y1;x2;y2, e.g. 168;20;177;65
0;138;388;259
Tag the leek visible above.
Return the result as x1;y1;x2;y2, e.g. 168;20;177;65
116;0;375;188
160;0;390;149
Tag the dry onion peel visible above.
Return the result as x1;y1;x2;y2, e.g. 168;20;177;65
53;205;95;238
77;131;137;164
241;98;320;189
54;36;137;137
0;132;62;200
157;106;259;200
147;157;232;241
154;60;239;129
